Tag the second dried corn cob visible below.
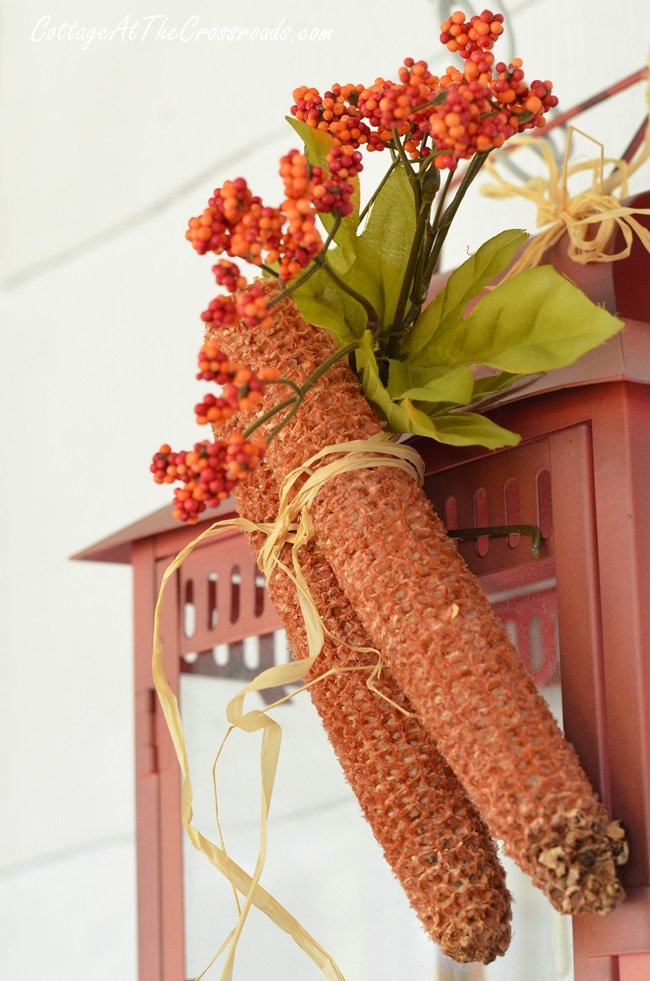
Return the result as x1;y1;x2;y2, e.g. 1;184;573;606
218;440;512;962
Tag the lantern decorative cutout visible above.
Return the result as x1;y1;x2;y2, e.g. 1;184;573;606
74;291;650;980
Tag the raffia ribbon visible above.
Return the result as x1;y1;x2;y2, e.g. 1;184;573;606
480;65;650;280
152;433;424;979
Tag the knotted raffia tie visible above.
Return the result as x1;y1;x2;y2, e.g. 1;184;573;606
151;433;424;980
480;65;650;280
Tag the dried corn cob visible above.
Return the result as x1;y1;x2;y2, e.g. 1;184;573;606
225;456;512;963
212;287;628;915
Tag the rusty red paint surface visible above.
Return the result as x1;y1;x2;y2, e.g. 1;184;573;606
76;316;650;979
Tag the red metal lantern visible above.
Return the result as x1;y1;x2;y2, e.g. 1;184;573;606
75;296;650;978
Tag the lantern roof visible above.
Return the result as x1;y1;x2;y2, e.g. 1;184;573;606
73;309;648;566
71;496;236;565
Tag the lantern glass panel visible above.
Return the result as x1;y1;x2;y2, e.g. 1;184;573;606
178;550;573;980
179;631;437;980
432;561;573;981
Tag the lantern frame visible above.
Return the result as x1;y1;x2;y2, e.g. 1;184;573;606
75;317;650;980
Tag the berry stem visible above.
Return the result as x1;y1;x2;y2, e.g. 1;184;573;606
243;395;297;439
268;376;302;398
267;216;343;308
358;158;401;223
391;126;422;210
410;167;454;312
260;263;280;279
321;263;380;336
265;209;379;335
243;340;360;443
265;399;304;443
386;199;433;356
423;151;490;288
431;167;455;235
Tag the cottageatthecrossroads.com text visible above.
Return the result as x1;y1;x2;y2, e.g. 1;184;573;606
31;15;334;51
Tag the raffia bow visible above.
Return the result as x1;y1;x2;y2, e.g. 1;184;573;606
480;63;650;280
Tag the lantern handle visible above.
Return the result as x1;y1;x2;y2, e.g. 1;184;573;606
448;524;542;558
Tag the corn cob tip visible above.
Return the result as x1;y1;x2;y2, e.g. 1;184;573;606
417;876;513;963
530;812;628;915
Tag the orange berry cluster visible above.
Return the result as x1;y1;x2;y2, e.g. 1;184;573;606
429;74;511;167
182;6;557;364
291;83;371;148
278;149;326;280
491;59;557;130
185;177;285;266
440;9;504;59
187;138;364;292
212;259;247;294
201;284;276;330
152;338;279;523
193;339;279;425
200;294;238;330
355;59;444;156
151;434;267;523
236;283;275;328
280;146;360;219
312;146;362;214
186;178;256;256
289;9;556;168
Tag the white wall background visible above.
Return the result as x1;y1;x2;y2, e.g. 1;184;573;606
1;0;648;978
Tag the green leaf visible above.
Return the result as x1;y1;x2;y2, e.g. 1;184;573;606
281;125;417;338
419;409;521;448
291;264;366;345
357;337;406;423
470;370;523;400
293;166;415;342
285;116;360;263
356;338;433;435
337;247;385;329
411;264;624;373
386;360;475;404
354;334;521;448
353;164;417;329
401;228;528;361
320;243;354;277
